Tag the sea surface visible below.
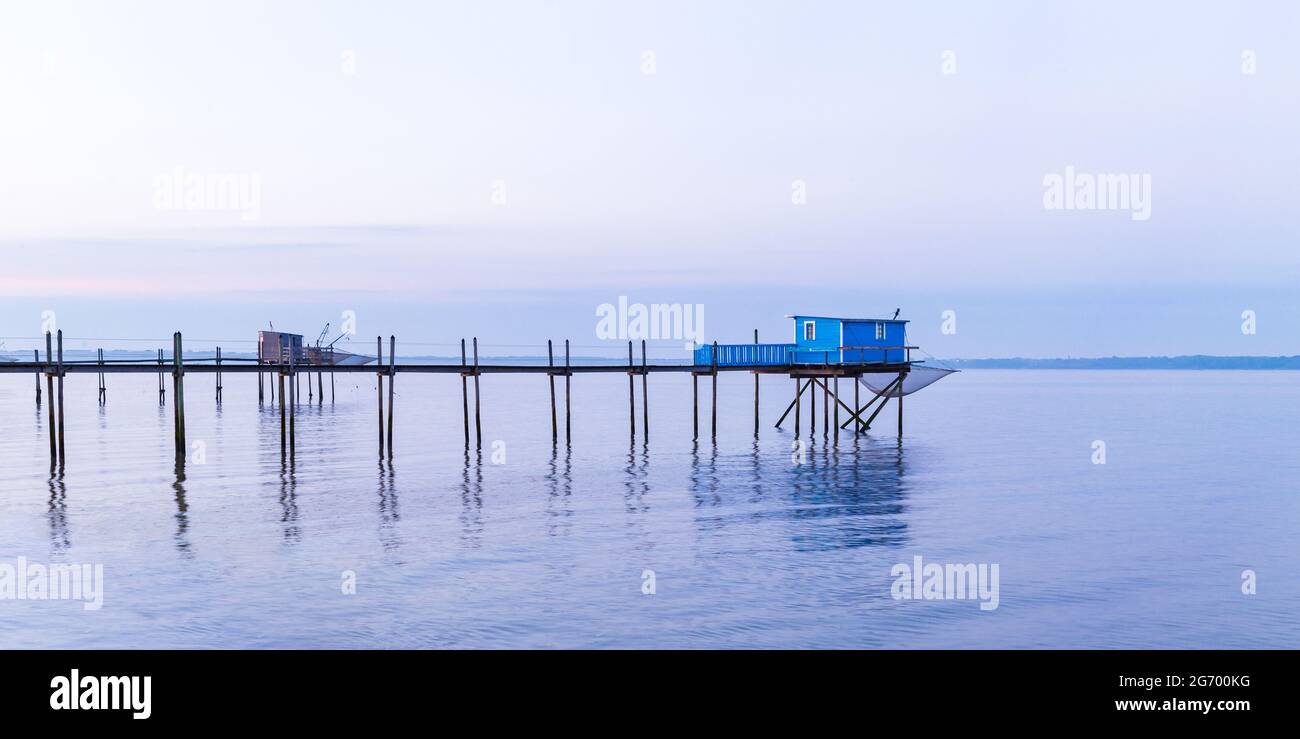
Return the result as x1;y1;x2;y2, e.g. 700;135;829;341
0;369;1296;648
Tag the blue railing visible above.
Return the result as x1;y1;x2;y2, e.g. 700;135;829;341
694;343;796;367
695;343;914;367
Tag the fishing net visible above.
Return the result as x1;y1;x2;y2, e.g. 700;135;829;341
857;365;956;397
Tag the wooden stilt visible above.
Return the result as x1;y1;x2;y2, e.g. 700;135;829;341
97;348;105;405
692;373;698;440
158;349;165;405
640;339;648;441
472;337;481;449
809;372;815;431
822;372;829;436
794;378;801;436
317;368;323;405
172;332;185;458
627;341;635;439
287;339;294;457
753;329;759;436
215;346;222;404
833;375;839;445
774;377;812;428
897;371;904;436
842;376;897;432
45;333;55;462
376;336;384;456
387;335;395;456
257;342;264;405
547;340;557;444
329;347;335;404
56;331;65;462
564;339;571;446
862;376;903;430
278;370;286;456
853;375;859;434
34;349;41;406
460;339;469;446
710;341;718;438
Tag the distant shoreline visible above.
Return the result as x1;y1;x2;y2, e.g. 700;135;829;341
938;356;1300;370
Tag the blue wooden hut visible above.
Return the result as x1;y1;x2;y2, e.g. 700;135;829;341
694;314;910;366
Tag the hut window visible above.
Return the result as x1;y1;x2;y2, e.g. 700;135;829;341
803;321;815;341
875;322;885;341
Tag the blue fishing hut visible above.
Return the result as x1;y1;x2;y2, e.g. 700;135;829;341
694;314;911;367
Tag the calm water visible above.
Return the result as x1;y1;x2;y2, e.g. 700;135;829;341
1;369;1296;648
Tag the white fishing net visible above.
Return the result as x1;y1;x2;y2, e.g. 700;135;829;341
857;365;957;397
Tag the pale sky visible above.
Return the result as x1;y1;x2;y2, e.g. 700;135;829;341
0;1;1296;357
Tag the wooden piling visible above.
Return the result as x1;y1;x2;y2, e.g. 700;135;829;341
172;332;185;457
547;340;557;444
33;349;41;405
897;371;904;436
317;368;323;405
460;339;469;446
386;335;395;456
288;341;295;456
278;370;286;456
753;329;759;436
97;348;105;404
627;341;635;438
711;341;718;438
833;375;839;446
472;337;482;449
794;378;801;436
376;336;385;456
215;346;222;403
809;372;815;431
45;333;55;461
564;339;571;445
822;371;829;436
692;373;698;440
56;331;65;461
158;349;165;405
257;342;264;404
640;339;648;441
853;376;859;434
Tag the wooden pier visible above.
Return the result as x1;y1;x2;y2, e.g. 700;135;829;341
3;331;918;465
